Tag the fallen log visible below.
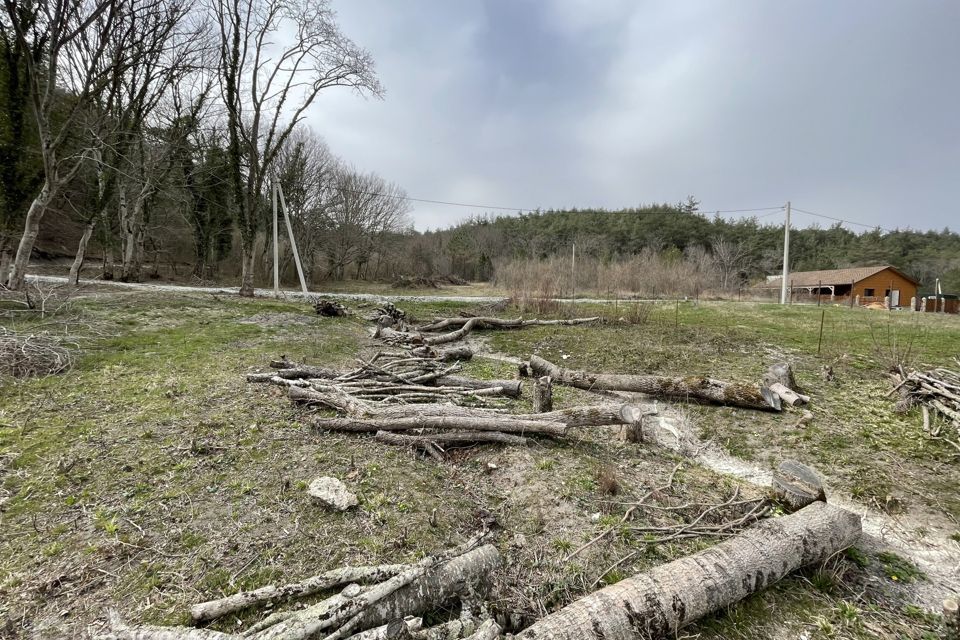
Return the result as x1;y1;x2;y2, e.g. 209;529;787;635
374;430;530;448
415;316;600;333
529;355;779;411
409;346;473;362
314;416;568;437
190;564;409;623
516;501;860;639
434;375;521;398
768;382;810;407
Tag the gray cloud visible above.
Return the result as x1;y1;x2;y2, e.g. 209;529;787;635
308;0;960;231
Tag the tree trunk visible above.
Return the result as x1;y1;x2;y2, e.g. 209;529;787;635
0;237;12;287
7;184;51;290
374;430;530;447
240;242;256;297
517;502;861;639
68;217;98;285
533;376;553;413
529;355;778;411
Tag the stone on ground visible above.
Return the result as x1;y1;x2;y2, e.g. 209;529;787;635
308;476;358;511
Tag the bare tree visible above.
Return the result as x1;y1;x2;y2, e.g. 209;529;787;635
323;169;411;280
711;236;749;291
274;126;339;281
2;0;126;289
212;0;381;296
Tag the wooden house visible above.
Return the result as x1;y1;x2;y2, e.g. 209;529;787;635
763;265;920;308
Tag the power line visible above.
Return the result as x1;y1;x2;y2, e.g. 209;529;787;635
791;207;896;233
334;186;785;217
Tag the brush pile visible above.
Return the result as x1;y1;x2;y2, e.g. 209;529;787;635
0;328;74;378
891;361;960;451
249;349;519;407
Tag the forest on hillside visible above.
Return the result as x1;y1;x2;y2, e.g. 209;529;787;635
2;0;957;296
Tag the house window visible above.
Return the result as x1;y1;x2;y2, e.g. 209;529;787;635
864;288;875;297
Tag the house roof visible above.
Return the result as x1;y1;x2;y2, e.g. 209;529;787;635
764;265;920;288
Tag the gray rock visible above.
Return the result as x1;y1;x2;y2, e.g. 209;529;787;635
308;476;358;511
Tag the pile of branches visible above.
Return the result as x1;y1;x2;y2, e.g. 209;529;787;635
891;361;960;452
102;535;504;640
376;315;601;347
0;328;74;378
250;349;518;408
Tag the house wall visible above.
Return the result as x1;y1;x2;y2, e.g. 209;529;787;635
853;269;918;307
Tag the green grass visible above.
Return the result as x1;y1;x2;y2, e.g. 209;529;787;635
0;291;953;638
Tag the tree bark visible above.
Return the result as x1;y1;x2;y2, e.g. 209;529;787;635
532;376;552;413
190;564;409;624
529;355;778;412
240;242;256;297
434;376;521;398
7;184;51;290
68;217;98;285
252;545;500;640
517;502;861;639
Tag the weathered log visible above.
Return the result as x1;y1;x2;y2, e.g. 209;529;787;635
462;620;501;640
314;416;567;437
346;618;423;640
516;502;860;639
374;430;530;448
409;346;474;362
529;355;779;411
416;316;600;333
768;382;810;407
532;376;552;413
102;610;235;639
434;376;521;398
190;565;408;624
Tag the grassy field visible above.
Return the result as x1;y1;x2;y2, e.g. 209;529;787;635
1;287;957;638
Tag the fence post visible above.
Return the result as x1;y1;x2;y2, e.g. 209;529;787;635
817;280;821;307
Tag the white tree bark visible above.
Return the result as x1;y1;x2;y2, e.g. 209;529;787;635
68;218;98;285
516;502;861;639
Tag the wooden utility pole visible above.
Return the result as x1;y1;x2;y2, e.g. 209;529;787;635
780;201;791;304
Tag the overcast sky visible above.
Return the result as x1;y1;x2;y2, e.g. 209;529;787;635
306;0;960;232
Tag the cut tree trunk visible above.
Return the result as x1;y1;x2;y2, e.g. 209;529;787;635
409;346;473;362
516;502;860;639
762;362;799;391
434;376;521;398
314;416;567;437
532;376;552;413
768;382;810;407
772;460;826;512
252;544;500;640
529;355;778;411
374;430;530;448
190;564;409;624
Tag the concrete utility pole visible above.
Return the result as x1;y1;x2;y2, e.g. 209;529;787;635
272;178;279;297
277;181;309;295
780;201;791;305
571;242;576;302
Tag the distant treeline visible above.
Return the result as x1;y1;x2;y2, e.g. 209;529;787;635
406;200;960;291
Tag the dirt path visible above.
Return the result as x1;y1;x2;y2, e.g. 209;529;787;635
26;274;667;305
633;396;960;606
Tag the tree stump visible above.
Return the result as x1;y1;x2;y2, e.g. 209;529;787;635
533;376;552;413
763;362;799;391
944;598;960;640
772;460;825;512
